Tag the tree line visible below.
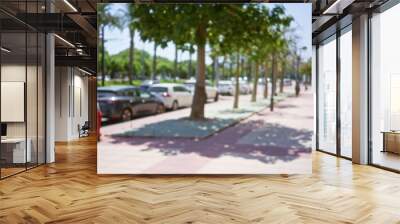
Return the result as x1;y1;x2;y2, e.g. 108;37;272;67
98;3;310;120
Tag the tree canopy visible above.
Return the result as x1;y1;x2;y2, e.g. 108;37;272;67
131;4;292;119
99;3;300;119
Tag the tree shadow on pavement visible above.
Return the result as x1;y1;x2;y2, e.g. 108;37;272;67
107;119;313;165
113;118;237;138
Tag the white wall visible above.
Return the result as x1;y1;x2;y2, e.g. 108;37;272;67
55;67;89;141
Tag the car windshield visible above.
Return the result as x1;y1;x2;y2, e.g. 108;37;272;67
149;87;168;93
98;90;117;98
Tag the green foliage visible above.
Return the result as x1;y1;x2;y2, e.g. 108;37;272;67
300;59;311;76
98;3;301;118
102;47;211;80
98;79;142;87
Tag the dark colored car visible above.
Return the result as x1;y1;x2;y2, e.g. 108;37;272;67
97;86;165;122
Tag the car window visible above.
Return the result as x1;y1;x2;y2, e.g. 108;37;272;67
173;86;189;92
140;91;151;99
149;87;168;93
98;90;117;97
126;89;136;97
118;90;130;96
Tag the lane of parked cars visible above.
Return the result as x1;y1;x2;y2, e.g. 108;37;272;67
97;79;291;125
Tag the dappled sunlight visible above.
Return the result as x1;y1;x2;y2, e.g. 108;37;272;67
108;118;312;165
219;108;255;114
238;122;313;149
112;117;237;138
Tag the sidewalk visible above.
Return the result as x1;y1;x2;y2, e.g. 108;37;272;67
98;90;313;174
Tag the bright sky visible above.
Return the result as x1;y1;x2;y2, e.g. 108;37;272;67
104;3;312;64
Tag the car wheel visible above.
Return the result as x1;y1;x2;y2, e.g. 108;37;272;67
172;101;179;111
214;93;219;102
121;108;133;121
156;104;165;114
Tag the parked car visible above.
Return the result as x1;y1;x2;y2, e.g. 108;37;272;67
217;80;235;96
140;79;160;92
239;81;252;94
218;80;251;95
183;80;219;102
97;103;102;141
97;86;165;122
149;83;193;110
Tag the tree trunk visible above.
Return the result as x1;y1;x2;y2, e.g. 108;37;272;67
188;44;193;78
233;53;240;109
295;55;301;97
247;60;252;82
211;56;216;83
251;61;259;102
174;46;178;79
229;57;233;78
279;60;284;93
270;53;277;111
263;59;269;99
190;25;207;120
128;28;135;85
141;48;145;79
222;55;226;78
214;56;220;87
152;43;157;80
101;26;105;86
241;57;246;81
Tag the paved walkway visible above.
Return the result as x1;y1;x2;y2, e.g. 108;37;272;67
98;89;313;174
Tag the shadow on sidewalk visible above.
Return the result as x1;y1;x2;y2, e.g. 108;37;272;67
107;119;313;165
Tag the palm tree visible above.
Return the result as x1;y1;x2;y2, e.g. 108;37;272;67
174;45;178;79
126;4;137;85
98;3;121;86
188;44;193;77
152;42;157;80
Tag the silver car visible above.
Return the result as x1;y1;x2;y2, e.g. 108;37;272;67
149;83;193;110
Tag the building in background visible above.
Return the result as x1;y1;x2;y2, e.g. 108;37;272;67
0;0;97;179
313;0;400;172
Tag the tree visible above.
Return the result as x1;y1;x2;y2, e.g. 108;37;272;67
246;6;272;102
126;4;137;85
134;4;257;119
294;46;307;96
98;3;121;86
152;43;157;80
300;58;312;89
267;6;292;110
174;45;178;78
188;44;195;77
245;5;291;103
263;59;270;99
211;5;268;109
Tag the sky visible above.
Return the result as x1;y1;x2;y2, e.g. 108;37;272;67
104;3;312;64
